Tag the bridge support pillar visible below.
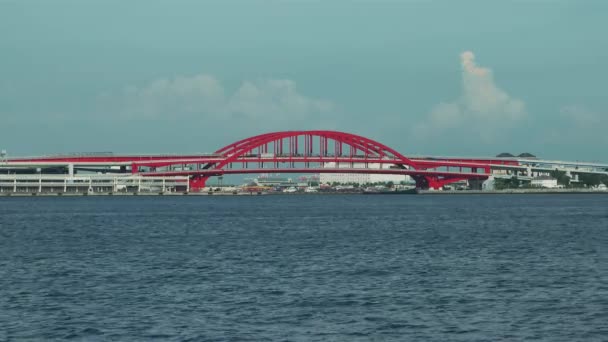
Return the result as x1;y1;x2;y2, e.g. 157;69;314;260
190;175;209;192
468;179;485;190
414;175;483;190
425;177;443;190
414;176;442;190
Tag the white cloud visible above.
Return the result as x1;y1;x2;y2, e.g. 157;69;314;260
228;79;333;120
529;105;608;156
546;105;608;144
101;73;333;124
415;51;526;141
559;105;606;127
118;74;225;118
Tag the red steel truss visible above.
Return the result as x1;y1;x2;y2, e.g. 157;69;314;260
6;130;500;190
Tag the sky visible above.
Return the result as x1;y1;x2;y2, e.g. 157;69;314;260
1;0;607;161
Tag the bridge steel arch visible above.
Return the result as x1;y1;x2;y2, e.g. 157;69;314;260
2;129;493;190
189;130;420;189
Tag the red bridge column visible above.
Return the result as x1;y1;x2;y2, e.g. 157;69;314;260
414;176;443;190
190;175;209;191
414;175;473;190
413;176;433;190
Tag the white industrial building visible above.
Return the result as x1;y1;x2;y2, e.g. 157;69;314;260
319;161;412;185
0;174;190;193
531;176;559;188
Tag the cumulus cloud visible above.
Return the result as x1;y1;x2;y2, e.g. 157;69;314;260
228;79;333;120
559;105;606;127
101;73;333;123
415;51;526;141
542;105;608;145
116;74;225;118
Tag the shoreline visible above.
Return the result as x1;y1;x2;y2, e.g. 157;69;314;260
417;189;608;195
1;189;608;197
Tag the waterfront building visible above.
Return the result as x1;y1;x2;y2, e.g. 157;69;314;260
252;174;296;187
319;161;412;185
531;176;559;188
0;174;189;193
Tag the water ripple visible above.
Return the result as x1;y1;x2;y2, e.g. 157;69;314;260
1;195;607;341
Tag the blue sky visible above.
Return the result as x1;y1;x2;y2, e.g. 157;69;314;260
1;0;607;161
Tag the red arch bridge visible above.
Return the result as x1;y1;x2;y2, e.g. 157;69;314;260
5;131;519;190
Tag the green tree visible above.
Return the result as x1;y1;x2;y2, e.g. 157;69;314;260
578;174;608;187
494;176;520;190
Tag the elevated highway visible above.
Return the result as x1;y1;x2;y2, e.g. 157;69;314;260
2;130;607;190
